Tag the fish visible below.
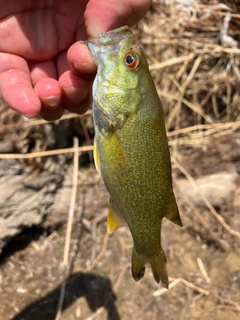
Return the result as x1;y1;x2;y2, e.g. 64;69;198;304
87;26;182;288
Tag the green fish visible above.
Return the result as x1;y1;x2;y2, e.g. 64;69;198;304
87;26;182;288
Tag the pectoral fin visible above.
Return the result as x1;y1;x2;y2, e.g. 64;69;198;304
93;138;101;174
107;198;125;233
165;191;182;226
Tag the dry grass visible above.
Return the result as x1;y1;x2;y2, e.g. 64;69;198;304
1;1;240;158
136;0;240;137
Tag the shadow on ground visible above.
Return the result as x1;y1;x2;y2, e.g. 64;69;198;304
11;272;120;320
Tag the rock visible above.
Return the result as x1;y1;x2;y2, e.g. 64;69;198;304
175;172;237;208
0;159;65;253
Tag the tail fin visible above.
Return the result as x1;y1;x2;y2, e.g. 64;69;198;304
131;248;169;288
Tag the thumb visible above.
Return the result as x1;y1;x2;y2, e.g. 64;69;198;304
84;0;150;37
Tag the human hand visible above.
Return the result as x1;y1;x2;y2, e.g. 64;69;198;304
0;0;150;120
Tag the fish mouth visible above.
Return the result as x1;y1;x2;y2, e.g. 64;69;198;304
87;25;132;47
87;25;132;64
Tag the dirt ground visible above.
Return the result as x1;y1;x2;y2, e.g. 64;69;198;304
0;129;240;320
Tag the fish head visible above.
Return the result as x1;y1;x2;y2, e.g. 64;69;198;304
87;26;149;128
87;26;146;90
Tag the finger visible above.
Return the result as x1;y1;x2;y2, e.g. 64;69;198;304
56;51;70;77
85;0;150;37
29;60;58;86
67;42;97;77
59;70;92;114
40;104;64;121
0;53;41;117
34;78;64;121
59;42;95;115
76;24;88;41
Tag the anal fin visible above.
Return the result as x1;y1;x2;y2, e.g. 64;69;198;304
165;191;182;226
107;198;125;233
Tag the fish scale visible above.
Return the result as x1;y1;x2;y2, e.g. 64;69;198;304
87;26;182;288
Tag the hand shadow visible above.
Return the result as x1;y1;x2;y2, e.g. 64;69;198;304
10;272;121;320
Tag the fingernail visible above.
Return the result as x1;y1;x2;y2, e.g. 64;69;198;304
63;86;89;103
23;113;37;119
71;60;96;75
72;60;88;71
40;95;59;107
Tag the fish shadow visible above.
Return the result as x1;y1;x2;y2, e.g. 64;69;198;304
11;272;121;320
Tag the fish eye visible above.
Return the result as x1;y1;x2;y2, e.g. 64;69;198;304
124;52;139;69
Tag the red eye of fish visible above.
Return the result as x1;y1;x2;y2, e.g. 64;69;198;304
124;52;139;69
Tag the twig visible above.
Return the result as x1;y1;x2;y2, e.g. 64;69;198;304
2;119;240;160
142;38;240;54
0;145;93;159
90;212;108;262
79;117;93;162
166;53;204;128
197;258;211;284
0;110;92;133
112;263;131;292
172;157;240;238
181;195;230;251
149;53;195;70
167;121;240;137
160;91;213;124
153;277;210;297
83;232;109;273
55;137;79;320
